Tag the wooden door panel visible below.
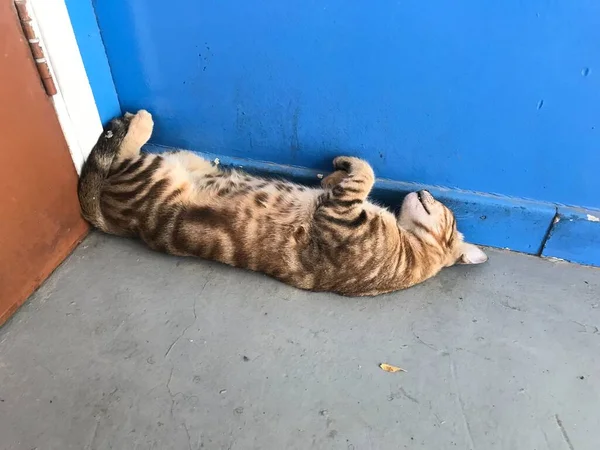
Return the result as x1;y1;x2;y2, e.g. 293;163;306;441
0;1;88;326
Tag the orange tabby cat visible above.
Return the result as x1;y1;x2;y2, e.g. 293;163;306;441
78;110;487;296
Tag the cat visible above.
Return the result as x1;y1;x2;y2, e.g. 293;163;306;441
78;110;487;296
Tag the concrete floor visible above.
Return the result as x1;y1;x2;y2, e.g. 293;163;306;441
1;233;599;450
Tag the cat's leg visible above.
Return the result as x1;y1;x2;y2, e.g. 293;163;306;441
117;109;154;160
324;156;375;202
312;157;375;229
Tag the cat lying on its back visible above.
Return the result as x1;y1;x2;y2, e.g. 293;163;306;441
78;110;487;296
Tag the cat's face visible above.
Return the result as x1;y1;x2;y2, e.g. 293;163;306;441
398;190;487;266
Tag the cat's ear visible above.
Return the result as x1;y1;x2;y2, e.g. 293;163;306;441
458;243;488;265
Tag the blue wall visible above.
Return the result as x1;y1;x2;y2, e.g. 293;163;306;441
63;0;120;124
92;0;600;209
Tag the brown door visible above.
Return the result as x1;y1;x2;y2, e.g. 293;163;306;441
0;2;88;326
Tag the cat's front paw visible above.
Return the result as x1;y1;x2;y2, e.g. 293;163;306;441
132;109;153;128
333;156;368;172
333;156;353;172
128;110;154;139
321;170;347;189
121;109;154;148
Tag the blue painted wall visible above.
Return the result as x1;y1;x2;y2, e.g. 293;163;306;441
64;0;120;124
542;207;600;266
92;0;600;209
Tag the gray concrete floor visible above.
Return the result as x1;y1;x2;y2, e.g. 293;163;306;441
1;233;599;450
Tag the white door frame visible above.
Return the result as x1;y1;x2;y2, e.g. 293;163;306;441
25;0;103;174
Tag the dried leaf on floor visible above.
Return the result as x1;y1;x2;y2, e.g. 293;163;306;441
379;363;407;373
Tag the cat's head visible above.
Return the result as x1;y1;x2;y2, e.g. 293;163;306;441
398;190;487;266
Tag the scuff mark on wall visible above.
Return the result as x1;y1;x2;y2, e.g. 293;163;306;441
290;103;300;159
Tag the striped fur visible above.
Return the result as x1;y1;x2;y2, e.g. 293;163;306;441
78;111;487;296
